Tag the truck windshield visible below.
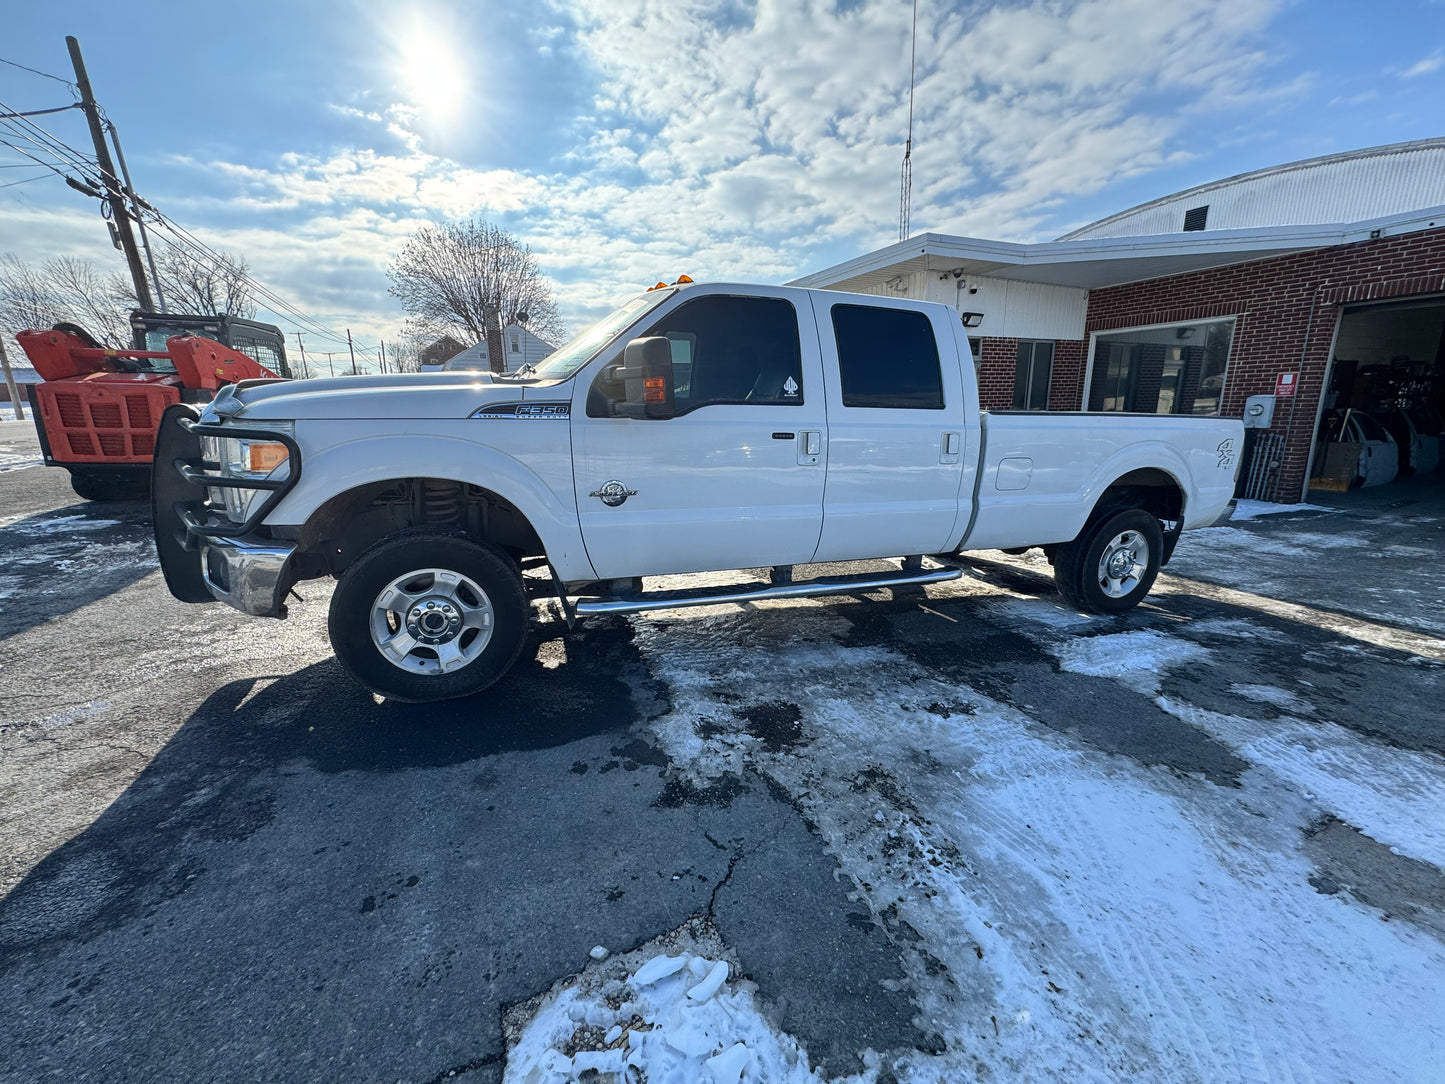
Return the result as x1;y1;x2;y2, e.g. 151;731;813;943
524;290;673;380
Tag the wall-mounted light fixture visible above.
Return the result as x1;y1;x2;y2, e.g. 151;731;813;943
885;275;908;291
960;312;984;328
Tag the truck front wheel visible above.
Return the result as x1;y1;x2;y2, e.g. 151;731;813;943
328;530;529;703
1053;508;1163;614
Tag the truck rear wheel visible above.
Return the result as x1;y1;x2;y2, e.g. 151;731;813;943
1053;508;1163;614
328;530;529;703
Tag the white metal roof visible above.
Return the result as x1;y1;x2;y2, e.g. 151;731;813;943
1059;138;1445;240
788;205;1445;294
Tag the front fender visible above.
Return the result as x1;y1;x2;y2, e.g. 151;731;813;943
265;429;596;581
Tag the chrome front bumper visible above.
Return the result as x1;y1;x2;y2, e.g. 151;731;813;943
199;535;298;618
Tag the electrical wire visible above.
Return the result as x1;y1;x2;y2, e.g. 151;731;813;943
0;103;79;119
0;133;77;179
0;93;384;371
146;222;384;370
0;99;101;182
0;171;54;189
0;56;74;86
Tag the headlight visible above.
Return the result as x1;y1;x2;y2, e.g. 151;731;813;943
209;423;294;524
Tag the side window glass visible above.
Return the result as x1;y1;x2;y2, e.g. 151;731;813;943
650;295;802;413
831;304;944;409
589;295;803;417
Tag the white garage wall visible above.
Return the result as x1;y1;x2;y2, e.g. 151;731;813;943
837;272;1087;340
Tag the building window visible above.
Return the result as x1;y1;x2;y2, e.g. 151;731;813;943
967;337;982;374
510;334;520;353
1012;341;1053;410
1089;318;1235;415
830;304;944;409
1183;205;1209;231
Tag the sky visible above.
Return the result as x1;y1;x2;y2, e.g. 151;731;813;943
1;0;1443;368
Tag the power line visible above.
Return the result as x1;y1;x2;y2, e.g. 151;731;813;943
0;97;100;180
0;56;74;86
0;171;53;189
0;103;79;119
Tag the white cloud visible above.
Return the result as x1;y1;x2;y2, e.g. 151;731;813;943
1399;50;1443;78
6;0;1303;340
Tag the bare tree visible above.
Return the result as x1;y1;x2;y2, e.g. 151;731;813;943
124;242;257;318
0;253;55;337
0;252;129;344
387;327;432;373
387;217;566;373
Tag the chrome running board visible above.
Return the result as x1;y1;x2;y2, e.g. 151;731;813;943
572;564;961;616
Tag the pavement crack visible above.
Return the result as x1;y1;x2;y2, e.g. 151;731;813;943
707;846;745;919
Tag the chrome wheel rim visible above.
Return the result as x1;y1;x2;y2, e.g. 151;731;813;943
1098;530;1149;599
369;567;494;675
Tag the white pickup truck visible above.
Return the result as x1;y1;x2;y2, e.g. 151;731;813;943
153;281;1242;702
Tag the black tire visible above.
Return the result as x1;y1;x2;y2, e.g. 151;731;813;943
327;529;529;703
69;468;149;502
1053;508;1163;615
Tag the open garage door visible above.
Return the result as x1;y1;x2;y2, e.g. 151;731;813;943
1310;296;1445;505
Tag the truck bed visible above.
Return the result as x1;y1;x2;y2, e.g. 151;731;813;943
961;411;1239;552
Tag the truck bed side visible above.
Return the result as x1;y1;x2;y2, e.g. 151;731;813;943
960;411;1241;552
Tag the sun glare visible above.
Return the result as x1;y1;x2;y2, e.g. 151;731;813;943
394;15;468;126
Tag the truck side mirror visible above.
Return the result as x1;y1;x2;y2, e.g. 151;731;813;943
617;336;674;419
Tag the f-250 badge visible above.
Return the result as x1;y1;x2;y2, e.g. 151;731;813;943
590;480;637;507
1216;438;1237;470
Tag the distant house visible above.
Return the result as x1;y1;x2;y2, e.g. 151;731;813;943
438;323;558;374
418;335;466;371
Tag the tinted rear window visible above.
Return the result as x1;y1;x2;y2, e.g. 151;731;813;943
830;304;944;409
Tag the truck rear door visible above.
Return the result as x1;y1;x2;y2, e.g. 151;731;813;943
571;286;828;579
809;296;969;561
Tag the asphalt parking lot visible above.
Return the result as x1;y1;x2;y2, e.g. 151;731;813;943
2;416;1443;1083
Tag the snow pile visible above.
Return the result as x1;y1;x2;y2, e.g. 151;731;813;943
1230;499;1338;520
506;950;826;1084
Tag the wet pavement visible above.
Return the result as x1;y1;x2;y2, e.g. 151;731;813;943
2;438;1442;1083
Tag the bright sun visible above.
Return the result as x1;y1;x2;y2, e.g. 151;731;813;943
394;15;468;126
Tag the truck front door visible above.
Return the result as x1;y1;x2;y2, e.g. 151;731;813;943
571;288;828;579
809;296;968;561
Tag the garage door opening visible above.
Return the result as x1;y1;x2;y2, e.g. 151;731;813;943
1310;297;1445;501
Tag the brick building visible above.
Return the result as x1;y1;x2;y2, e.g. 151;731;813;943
792;139;1445;504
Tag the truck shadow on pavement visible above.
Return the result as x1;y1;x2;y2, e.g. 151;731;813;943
0;616;925;1083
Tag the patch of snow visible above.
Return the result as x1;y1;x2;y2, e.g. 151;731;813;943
1051;629;1209;694
1160;697;1445;869
4;514;120;534
985;596;1100;630
505;946;833;1084
1230;499;1338;521
0;451;42;472
625;592;1445;1083
1228;682;1313;713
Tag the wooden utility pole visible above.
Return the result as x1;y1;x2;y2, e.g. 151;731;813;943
324;352;335;377
0;336;25;422
66;36;153;312
294;332;309;379
346;328;357;374
379;339;387;374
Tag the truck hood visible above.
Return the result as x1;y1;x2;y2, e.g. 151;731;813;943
217;372;569;421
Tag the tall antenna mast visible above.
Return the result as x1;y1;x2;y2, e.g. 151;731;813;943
899;0;919;241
